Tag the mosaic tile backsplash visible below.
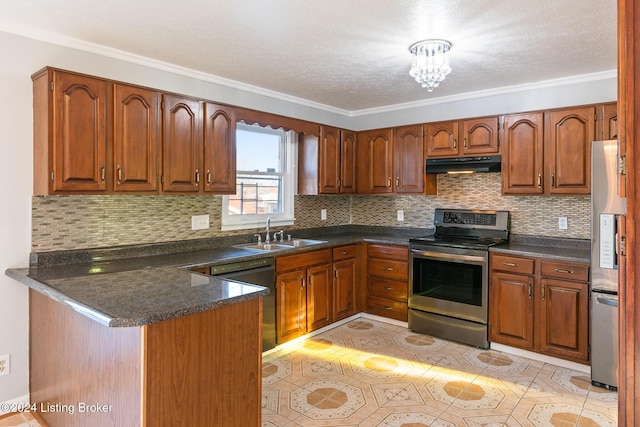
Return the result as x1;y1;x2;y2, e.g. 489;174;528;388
32;173;589;252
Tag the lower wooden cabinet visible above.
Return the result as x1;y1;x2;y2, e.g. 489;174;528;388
489;253;590;364
276;249;332;344
332;245;359;321
366;244;409;321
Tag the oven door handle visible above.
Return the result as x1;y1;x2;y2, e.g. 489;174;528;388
411;249;486;264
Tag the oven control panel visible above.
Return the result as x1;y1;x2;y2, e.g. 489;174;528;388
442;211;496;226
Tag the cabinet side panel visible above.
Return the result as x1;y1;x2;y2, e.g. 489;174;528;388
29;290;142;427
32;71;51;195
145;298;262;427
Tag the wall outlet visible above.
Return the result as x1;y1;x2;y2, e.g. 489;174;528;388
191;214;210;230
397;210;404;221
0;354;9;377
321;209;327;221
558;216;568;230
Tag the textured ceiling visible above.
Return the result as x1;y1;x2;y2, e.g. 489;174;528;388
0;0;617;112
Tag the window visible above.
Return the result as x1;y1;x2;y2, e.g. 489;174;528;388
221;123;296;230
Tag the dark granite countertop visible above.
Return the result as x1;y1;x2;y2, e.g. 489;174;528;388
5;226;425;328
489;235;591;264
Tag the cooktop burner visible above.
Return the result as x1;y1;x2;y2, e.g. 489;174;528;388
410;208;510;250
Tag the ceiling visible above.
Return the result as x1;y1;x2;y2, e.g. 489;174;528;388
0;0;617;113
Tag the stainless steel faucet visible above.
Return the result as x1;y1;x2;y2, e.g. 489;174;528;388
265;217;271;243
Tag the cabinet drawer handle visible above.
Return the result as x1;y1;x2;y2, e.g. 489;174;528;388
195;168;200;185
341;251;348;255
301;278;305;288
117;165;122;183
337;177;341;187
551;174;555;188
381;267;394;271
101;165;105;183
383;306;392;310
380;250;393;255
463;137;467;148
453;138;457;149
537;174;542;189
207;170;211;185
396;177;400;187
384;287;393;291
542;284;545;299
528;283;532;299
554;268;573;274
504;262;519;267
387;177;391;187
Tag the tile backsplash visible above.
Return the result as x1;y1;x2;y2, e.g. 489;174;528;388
32;173;590;252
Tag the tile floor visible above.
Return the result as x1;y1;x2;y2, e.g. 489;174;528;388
261;318;618;426
0;318;618;426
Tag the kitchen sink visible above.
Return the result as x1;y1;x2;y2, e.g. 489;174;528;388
280;238;327;247
236;243;291;251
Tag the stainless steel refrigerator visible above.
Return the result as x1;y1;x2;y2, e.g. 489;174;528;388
591;139;626;389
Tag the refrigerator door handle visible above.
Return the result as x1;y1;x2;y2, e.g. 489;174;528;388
596;296;619;308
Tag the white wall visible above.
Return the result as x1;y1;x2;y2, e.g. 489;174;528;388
0;29;616;405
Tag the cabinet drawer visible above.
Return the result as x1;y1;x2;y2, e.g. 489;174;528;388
368;244;408;261
490;254;534;275
276;249;331;272
333;244;357;261
540;260;589;282
367;259;408;281
368;277;407;301
367;296;408;321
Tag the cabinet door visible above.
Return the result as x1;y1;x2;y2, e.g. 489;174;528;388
489;272;534;350
161;94;202;192
598;102;618;140
502;113;544;195
339;130;357;193
333;258;357;321
52;71;107;192
425;121;459;157
545;107;595;194
461;117;500;155
113;84;159;192
318;126;341;194
394;124;424;193
203;103;236;194
367;129;394;193
307;264;332;332
538;278;589;363
276;270;307;343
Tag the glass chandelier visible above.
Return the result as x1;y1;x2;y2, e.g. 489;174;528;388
408;39;452;92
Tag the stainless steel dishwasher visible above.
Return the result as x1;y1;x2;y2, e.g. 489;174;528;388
209;258;276;352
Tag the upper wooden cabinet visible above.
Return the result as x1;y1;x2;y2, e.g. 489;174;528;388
113;84;160;192
598;102;618;140
544;106;595;195
160;98;237;194
203;103;236;194
298;126;356;195
356;126;434;195
161;94;203;193
503;106;595;195
425;117;500;158
33;69;108;194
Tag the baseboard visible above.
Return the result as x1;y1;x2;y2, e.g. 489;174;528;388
0;394;30;416
490;343;590;374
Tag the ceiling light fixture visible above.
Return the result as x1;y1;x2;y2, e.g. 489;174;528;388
408;39;452;92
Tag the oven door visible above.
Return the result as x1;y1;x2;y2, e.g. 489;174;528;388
409;244;488;324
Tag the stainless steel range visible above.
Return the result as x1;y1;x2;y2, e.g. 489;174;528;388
409;209;509;348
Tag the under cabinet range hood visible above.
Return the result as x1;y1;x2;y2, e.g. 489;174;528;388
426;155;502;174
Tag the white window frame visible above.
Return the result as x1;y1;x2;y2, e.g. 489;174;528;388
221;124;297;231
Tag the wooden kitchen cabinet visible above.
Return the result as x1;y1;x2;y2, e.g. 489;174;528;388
425;116;500;158
357;127;435;195
489;253;590;364
298;126;356;195
203;102;236;194
276;249;332;344
366;244;409;321
113;84;160;192
597;102;618;140
33;68;108;194
544;106;595;195
502;106;595;195
332;245;359;321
